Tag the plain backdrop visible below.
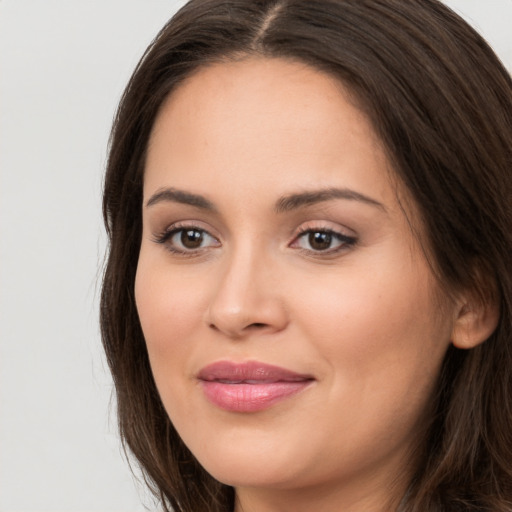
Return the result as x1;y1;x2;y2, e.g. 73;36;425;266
0;1;510;511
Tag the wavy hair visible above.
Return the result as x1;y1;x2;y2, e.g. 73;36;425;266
101;1;512;510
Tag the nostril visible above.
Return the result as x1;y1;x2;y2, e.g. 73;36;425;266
207;321;267;336
248;323;267;329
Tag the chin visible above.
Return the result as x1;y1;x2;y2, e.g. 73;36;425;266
202;457;303;490
182;425;308;489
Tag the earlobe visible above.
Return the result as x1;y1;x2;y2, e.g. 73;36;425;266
451;296;500;350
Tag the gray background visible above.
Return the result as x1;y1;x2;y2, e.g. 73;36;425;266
1;1;510;511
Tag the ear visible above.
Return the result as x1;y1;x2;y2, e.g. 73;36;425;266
451;293;500;349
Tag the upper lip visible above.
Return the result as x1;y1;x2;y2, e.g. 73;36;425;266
197;360;314;383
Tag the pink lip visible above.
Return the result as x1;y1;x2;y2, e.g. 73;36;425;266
197;361;314;412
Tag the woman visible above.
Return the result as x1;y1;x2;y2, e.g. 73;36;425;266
101;1;512;511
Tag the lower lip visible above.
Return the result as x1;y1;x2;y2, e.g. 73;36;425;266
200;380;312;412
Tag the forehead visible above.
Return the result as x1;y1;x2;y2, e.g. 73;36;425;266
144;57;396;210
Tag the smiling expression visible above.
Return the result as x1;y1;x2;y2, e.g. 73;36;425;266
135;58;459;510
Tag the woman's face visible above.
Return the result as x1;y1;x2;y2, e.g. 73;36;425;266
136;58;458;509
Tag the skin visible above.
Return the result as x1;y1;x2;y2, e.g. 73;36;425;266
135;58;465;512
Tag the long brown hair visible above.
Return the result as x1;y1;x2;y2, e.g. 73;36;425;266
101;1;512;510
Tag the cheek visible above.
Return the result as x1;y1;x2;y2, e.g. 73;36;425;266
134;255;208;377
293;256;451;406
283;262;451;470
303;252;446;346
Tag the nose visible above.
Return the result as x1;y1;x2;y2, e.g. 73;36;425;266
205;247;288;339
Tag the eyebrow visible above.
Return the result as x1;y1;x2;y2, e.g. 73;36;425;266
146;187;217;211
274;187;386;213
145;186;385;214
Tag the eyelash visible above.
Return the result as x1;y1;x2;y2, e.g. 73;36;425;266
152;223;220;257
152;224;357;257
292;227;357;255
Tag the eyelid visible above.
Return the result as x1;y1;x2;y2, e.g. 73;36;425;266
151;221;221;254
289;221;358;254
152;219;219;239
292;220;356;239
150;219;357;256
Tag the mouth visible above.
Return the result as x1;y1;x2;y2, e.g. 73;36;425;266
197;361;315;413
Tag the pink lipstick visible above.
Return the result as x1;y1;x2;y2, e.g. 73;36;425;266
197;361;314;412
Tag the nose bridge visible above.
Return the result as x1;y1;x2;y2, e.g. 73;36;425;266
206;238;286;337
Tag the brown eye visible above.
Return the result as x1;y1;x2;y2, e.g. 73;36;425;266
181;229;204;249
157;226;220;254
308;231;332;251
292;228;357;254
